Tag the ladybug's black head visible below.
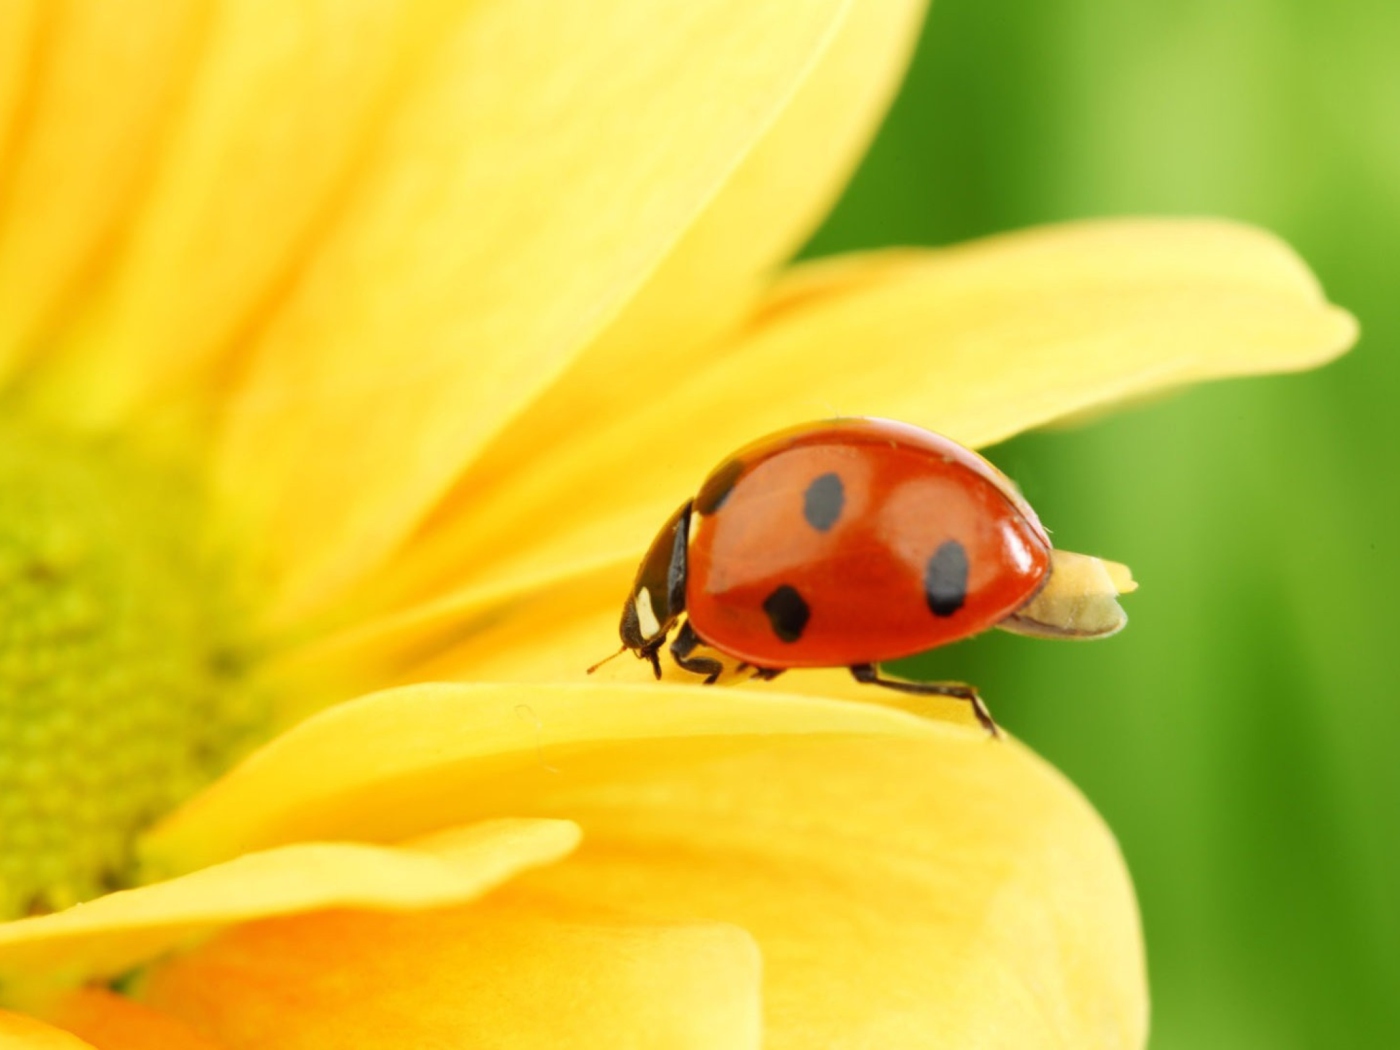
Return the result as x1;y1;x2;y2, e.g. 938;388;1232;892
615;500;692;675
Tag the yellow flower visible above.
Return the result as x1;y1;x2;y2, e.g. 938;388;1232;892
0;1;1353;1047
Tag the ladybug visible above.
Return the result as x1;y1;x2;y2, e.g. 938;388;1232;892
593;417;1133;735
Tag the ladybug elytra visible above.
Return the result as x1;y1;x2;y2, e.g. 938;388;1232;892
594;418;1134;735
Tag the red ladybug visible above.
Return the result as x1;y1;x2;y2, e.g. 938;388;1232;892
594;417;1132;734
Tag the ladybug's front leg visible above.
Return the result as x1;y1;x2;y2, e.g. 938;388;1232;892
636;641;664;679
669;619;724;685
848;664;1000;738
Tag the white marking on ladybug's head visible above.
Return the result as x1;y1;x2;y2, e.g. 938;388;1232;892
634;586;661;640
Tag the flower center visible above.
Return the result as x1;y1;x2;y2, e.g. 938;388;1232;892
0;419;260;918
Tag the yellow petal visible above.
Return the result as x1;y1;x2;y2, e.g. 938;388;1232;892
151;695;1144;1046
513;736;1146;1048
356;217;1356;624
0;1010;94;1050
0;2;42;184
0;3;203;386
0;819;578;989
141;896;761;1050
597;0;927;354
211;0;854;624
26;1;458;428
143;681;947;874
259;556;633;723
678;218;1355;448
39;989;220;1050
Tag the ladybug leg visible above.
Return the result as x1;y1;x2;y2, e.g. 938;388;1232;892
669;619;724;685
848;664;1000;738
734;662;784;681
637;640;664;679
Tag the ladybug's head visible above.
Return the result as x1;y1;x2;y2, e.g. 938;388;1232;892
593;499;693;679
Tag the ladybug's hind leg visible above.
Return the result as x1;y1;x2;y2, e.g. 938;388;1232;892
669;619;724;685
734;662;783;681
848;664;1000;738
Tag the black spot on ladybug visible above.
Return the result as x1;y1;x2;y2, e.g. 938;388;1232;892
763;585;810;643
925;541;969;617
802;472;844;532
695;458;744;515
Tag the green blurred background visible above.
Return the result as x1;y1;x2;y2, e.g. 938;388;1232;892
805;1;1399;1046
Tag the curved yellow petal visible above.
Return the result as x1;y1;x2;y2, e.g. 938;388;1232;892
143;681;947;874
27;1;458;428
357;217;1355;622
259;556;633;723
141;896;761;1050
0;1010;95;1050
514;736;1146;1048
0;3;203;387
0;2;42;181
40;989;220;1050
0;819;578;989
149;697;1144;1046
724;218;1356;448
597;0;927;352
211;0;854;625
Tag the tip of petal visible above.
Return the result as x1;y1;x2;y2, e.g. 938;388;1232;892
1320;303;1361;364
0;819;581;990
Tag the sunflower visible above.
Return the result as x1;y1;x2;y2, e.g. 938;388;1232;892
0;1;1353;1047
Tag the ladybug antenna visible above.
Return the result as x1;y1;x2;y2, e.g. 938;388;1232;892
586;645;628;675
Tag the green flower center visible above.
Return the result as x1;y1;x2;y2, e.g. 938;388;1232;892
0;419;260;918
